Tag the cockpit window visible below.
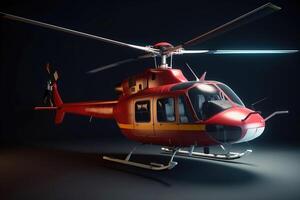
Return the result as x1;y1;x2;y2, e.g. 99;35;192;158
178;96;194;123
188;84;232;120
157;97;175;122
217;83;244;107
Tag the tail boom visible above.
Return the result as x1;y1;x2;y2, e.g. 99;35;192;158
35;100;117;124
36;80;117;124
60;100;117;119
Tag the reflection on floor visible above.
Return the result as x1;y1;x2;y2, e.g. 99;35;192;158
1;137;300;200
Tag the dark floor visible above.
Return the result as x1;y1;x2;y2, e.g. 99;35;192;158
1;137;300;200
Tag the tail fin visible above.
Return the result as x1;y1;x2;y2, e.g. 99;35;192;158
52;82;64;124
52;83;63;107
35;63;65;124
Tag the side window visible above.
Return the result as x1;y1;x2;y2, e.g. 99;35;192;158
178;96;194;123
157;97;175;122
135;100;151;122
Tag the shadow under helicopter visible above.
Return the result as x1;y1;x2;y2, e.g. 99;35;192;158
0;147;261;189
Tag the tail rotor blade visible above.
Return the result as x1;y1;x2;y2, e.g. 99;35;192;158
44;62;59;81
45;63;51;74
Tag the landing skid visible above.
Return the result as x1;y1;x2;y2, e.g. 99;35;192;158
161;147;252;161
102;147;178;171
102;146;252;171
103;156;177;171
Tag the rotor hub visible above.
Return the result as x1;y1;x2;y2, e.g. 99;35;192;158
152;42;174;69
153;42;174;52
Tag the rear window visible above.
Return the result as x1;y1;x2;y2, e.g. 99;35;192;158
135;100;151;122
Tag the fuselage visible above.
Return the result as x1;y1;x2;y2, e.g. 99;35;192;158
49;67;265;147
112;68;265;147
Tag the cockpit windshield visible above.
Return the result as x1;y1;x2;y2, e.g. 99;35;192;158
216;83;244;107
188;83;243;120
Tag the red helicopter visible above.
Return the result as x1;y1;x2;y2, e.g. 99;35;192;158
1;3;297;170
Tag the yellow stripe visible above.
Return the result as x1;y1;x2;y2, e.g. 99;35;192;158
117;123;205;131
134;123;153;130
117;123;134;129
178;124;205;131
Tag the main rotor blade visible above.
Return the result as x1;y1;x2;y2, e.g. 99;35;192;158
174;49;298;55
0;12;159;54
87;54;153;74
167;3;281;54
210;50;298;54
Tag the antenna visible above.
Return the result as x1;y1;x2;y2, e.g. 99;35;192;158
251;97;267;110
185;63;199;81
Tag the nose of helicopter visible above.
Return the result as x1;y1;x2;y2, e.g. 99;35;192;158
205;107;265;143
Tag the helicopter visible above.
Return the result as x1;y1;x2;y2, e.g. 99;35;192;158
1;2;297;170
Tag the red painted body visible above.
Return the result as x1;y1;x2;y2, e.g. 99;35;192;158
1;4;291;150
36;67;265;147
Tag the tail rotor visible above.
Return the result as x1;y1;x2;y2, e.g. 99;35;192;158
42;63;59;107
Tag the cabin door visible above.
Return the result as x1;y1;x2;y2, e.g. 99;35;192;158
134;99;154;136
154;96;178;136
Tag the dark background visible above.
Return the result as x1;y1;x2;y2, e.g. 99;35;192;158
0;1;300;199
1;0;299;145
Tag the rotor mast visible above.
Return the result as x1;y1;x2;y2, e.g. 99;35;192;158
152;42;174;69
160;54;168;68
